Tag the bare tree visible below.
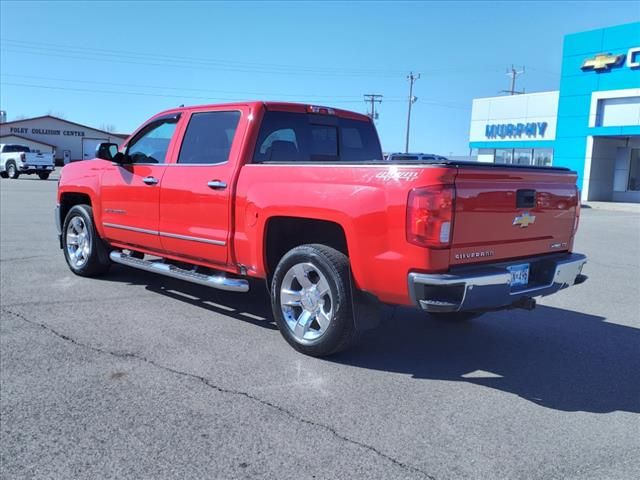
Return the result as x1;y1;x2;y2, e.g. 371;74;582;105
46;110;67;119
100;123;117;133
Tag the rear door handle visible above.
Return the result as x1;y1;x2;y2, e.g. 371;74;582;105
207;180;227;190
143;176;159;185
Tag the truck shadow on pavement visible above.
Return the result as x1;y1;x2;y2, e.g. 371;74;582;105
332;305;640;414
103;265;277;331
102;266;638;414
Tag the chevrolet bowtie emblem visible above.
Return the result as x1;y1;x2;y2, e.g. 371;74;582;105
513;212;536;228
581;53;624;72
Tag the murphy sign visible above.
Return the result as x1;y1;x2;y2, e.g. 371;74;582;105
485;122;548;139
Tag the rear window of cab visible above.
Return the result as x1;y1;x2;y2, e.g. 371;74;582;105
253;111;382;163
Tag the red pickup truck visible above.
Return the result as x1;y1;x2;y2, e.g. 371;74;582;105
56;102;587;356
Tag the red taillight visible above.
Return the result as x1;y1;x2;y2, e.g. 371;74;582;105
406;184;455;248
20;153;26;162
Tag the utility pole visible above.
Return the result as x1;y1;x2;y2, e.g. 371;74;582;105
501;65;525;95
405;72;420;153
363;94;383;122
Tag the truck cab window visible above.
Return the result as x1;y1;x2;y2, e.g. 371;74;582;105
254;111;382;163
126;120;178;164
310;126;338;160
259;129;297;155
178;111;241;164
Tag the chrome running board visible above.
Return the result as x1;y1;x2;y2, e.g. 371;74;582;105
109;251;249;293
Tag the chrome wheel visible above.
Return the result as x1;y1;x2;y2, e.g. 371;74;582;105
7;164;16;178
66;216;91;268
280;262;333;341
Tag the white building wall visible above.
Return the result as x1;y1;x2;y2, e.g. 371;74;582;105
598;97;640;127
0;135;55;154
588;88;640;127
0;117;126;162
469;91;559;143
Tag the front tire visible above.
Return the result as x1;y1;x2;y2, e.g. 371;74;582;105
38;172;50;180
0;171;8;179
6;161;19;179
62;204;111;277
271;244;356;357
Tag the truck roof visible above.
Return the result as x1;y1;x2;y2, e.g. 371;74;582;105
154;101;371;122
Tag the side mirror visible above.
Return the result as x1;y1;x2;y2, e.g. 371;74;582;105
96;142;120;161
112;152;126;164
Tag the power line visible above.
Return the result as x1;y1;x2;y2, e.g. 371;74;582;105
0;81;372;104
0;38;403;76
363;94;383;122
0;80;398;105
405;72;420;154
0;38;507;78
0;78;471;109
501;65;525;95
0;73;377;100
1;49;396;78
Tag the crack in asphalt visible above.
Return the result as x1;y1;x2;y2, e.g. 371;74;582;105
1;294;146;309
1;307;436;480
0;255;50;263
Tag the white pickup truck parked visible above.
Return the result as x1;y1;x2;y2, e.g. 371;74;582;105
0;144;55;180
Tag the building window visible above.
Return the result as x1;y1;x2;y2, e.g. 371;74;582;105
629;149;640;192
495;148;513;164
514;149;533;165
483;148;553;166
533;148;553;166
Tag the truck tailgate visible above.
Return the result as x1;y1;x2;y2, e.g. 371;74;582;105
451;167;578;265
25;152;54;167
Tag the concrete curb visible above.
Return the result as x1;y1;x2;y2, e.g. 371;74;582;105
582;202;640;213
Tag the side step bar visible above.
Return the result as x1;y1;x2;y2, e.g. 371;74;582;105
109;251;249;293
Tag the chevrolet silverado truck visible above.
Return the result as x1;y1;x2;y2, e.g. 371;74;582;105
1;144;55;179
55;102;587;356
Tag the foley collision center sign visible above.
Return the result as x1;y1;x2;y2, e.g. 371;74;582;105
9;126;85;137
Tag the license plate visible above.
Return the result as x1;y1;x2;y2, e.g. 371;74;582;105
508;263;529;287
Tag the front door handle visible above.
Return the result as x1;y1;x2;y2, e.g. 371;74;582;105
207;180;227;190
143;176;159;185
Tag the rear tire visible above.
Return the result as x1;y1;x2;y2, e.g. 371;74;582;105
38;172;50;180
429;311;483;322
62;204;111;277
6;161;19;179
0;171;8;179
271;244;357;357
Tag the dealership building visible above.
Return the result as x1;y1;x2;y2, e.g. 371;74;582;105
470;22;639;203
0;115;127;165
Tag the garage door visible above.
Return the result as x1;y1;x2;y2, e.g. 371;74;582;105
82;138;108;160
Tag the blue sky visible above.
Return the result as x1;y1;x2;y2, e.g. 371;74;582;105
1;1;637;154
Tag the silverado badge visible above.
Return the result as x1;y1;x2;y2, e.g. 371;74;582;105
513;212;536;228
581;53;624;72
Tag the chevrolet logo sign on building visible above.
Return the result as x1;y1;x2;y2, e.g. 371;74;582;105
581;53;624;71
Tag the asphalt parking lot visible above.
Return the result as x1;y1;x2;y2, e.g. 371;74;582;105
1;173;639;480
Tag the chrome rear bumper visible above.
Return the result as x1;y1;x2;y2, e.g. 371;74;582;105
408;253;587;313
